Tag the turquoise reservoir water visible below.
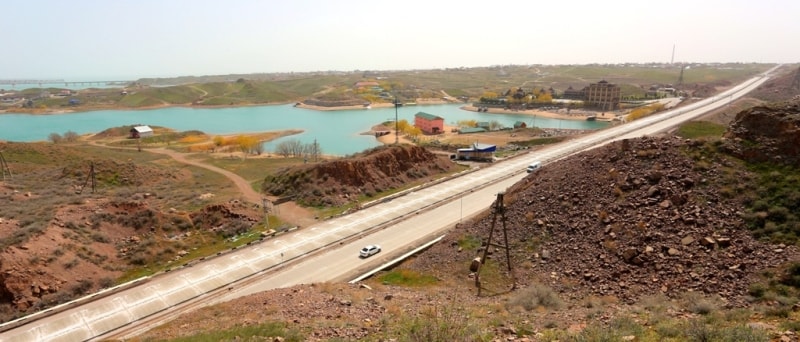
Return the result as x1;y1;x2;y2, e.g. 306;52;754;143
0;104;607;156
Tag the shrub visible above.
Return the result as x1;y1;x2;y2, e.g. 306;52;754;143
393;305;484;342
379;269;438;287
70;279;93;295
91;232;110;243
680;291;719;315
748;283;767;298
64;258;79;269
506;283;562;311
166;321;303;342
457;235;482;250
98;277;115;288
681;319;769;342
781;263;800;288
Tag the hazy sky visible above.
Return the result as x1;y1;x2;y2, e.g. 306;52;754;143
2;0;798;80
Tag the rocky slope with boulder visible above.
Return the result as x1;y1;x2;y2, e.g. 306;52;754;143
723;100;800;166
411;136;797;306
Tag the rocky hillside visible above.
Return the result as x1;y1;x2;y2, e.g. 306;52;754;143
723;100;800;166
262;145;456;207
140;110;800;340
0;142;265;320
411;136;797;306
747;66;800;103
6;96;800;340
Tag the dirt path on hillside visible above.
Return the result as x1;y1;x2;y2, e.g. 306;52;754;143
149;148;262;203
147;148;317;228
87;141;317;227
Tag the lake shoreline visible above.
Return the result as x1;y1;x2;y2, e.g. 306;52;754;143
1;99;616;123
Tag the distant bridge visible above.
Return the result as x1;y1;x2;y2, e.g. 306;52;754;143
0;79;133;87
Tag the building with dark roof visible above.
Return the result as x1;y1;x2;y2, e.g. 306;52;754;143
455;142;496;161
562;86;585;100
414;112;444;134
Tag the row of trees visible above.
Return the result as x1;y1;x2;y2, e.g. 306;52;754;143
274;139;322;160
625;102;666;122
48;131;80;143
203;135;265;156
394;119;422;137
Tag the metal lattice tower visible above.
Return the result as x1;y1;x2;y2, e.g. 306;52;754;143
792;66;800;90
473;192;516;296
677;64;686;88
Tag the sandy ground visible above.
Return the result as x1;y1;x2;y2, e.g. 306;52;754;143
297;99;613;147
294;98;455;111
294;102;396;111
462;105;616;121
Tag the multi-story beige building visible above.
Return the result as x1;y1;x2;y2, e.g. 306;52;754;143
585;80;620;110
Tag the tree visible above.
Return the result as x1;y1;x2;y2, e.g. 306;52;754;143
288;139;304;157
253;141;264;155
534;91;553;103
396;119;411;133
235;135;258;157
213;136;225;147
407;126;422;138
275;140;292;157
63;130;79;142
48;133;63;144
275;139;304;158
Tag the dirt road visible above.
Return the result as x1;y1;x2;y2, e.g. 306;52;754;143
88;141;316;227
146;148;317;227
149;148;262;203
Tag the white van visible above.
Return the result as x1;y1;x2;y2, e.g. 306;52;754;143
526;161;542;173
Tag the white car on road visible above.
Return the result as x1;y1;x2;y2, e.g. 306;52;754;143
359;245;381;258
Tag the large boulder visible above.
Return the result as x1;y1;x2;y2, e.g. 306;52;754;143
723;100;800;166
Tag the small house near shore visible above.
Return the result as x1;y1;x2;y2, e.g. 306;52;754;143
130;125;153;139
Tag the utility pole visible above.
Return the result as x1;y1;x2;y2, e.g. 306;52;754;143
313;138;318;162
262;197;271;232
677;64;686;88
671;44;675;64
394;97;400;145
0;151;11;180
77;162;96;194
